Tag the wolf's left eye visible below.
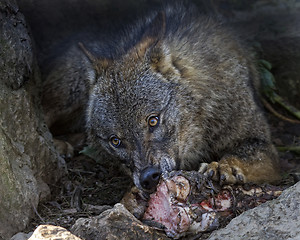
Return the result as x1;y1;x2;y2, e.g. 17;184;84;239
148;115;160;128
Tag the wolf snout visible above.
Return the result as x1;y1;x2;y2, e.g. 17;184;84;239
139;166;162;191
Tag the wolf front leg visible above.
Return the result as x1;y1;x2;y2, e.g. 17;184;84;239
199;143;281;185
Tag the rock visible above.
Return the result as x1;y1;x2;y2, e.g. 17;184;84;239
71;203;170;240
28;225;81;240
0;0;65;239
10;232;33;240
207;181;300;240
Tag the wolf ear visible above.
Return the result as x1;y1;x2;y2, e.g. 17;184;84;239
130;11;166;59
78;42;112;84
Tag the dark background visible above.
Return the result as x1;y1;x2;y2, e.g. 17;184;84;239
16;0;300;108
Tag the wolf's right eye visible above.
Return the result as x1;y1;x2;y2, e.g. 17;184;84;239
110;136;121;148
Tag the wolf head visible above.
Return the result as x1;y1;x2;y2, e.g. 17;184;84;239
85;12;205;192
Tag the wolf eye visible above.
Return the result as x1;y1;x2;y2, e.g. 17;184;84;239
110;136;121;148
148;115;160;128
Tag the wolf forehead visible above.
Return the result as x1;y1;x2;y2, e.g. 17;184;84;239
87;68;176;128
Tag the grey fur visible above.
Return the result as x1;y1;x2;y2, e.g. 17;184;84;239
42;2;280;190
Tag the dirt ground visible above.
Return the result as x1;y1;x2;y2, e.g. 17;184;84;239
25;106;300;236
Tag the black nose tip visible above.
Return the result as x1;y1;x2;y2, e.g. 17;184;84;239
139;166;161;191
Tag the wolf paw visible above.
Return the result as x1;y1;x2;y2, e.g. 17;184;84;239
199;160;246;185
121;186;148;219
53;138;74;159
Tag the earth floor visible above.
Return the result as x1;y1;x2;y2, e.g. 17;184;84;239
25;108;300;237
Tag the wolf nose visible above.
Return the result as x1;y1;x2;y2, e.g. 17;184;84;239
139;166;161;191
